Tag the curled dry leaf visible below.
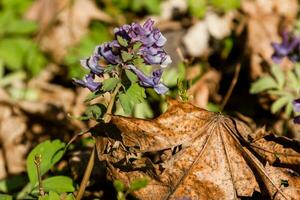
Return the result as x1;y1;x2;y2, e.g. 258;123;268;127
94;100;300;200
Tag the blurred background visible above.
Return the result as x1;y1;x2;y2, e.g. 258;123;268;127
0;0;300;198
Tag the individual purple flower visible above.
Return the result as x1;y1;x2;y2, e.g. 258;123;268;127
271;32;300;63
80;54;104;75
140;46;172;67
73;73;101;92
293;98;300;124
95;41;121;64
128;65;168;94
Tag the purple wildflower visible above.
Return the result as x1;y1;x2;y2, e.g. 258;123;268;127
114;19;171;67
293;98;300;124
95;41;121;64
128;65;168;94
271;32;300;63
80;54;104;75
73;73;101;92
140;46;172;67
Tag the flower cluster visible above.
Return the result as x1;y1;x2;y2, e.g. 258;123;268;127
73;18;171;94
271;31;300;63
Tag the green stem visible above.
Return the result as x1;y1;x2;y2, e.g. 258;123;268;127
75;145;95;200
34;154;44;196
103;83;122;123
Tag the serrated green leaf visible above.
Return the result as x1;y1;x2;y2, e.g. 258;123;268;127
132;57;145;67
129;177;148;191
114;180;125;192
127;83;146;103
119;93;133;115
250;76;278;94
121;51;133;62
133;42;142;52
85;104;106;120
102;78;120;91
271;96;290;114
26;140;65;186
271;65;285;89
125;69;138;83
48;191;60;200
117;35;128;47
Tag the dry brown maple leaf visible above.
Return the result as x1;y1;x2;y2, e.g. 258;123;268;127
94;100;300;200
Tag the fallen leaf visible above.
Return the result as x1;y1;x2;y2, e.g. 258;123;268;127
27;0;113;61
242;0;298;79
95;100;300;199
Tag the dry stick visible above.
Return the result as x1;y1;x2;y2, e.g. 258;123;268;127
76;146;95;200
220;64;241;111
76;83;121;200
34;154;44;196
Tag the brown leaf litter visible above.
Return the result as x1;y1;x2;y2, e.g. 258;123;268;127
95;100;300;200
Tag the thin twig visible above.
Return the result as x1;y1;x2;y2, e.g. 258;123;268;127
220;64;241;111
103;83;122;123
76;145;95;200
34;154;44;196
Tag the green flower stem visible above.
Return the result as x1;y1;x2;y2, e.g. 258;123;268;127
75;145;95;200
34;154;44;196
103;82;122;123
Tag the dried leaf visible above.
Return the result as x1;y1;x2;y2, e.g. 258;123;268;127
95;100;300;199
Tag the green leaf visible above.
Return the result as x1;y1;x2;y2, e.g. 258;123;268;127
208;0;240;11
294;63;300;81
84;104;106;120
127;83;146;102
38;191;60;200
0;194;13;200
250;76;278;94
121;51;133;62
42;176;75;194
114;180;125;192
117;35;128;47
285;102;293;117
0;38;31;70
84;91;102;103
134;101;154;119
25;44;47;76
119;83;146;115
129;177;148;191
132;57;145;67
119;93;133;115
26;140;65;186
271;65;285;89
133;42;142;52
125;69;138;83
5;19;37;35
188;0;206;19
0;174;27;193
287;71;299;91
102;78;120;91
271;96;290;114
64;194;76;200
